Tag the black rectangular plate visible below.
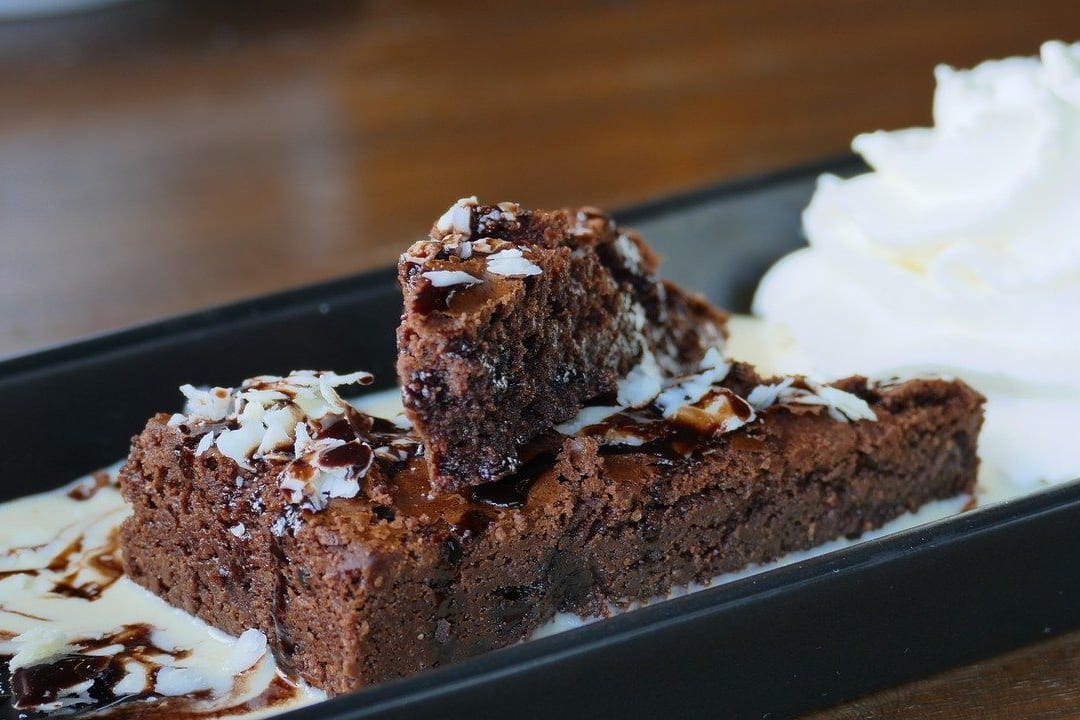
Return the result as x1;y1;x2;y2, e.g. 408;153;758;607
3;156;1078;720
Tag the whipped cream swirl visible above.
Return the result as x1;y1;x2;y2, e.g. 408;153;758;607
750;40;1080;493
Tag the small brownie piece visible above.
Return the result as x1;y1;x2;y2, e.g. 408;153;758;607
397;199;726;491
120;367;983;695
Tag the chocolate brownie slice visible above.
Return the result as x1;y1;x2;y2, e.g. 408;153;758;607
119;367;983;695
397;199;726;491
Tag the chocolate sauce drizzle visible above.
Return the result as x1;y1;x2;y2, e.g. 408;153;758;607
267;535;298;678
564;388;755;464
3;619;305;719
66;471;116;502
46;530;125;601
469;452;555;509
0;481;311;719
10;624;167;713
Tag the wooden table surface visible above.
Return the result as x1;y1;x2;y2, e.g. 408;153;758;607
2;0;1079;716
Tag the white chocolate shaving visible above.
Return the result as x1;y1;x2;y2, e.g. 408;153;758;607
654;347;731;418
193;432;215;458
434;197;477;239
747;378;877;422
179;385;231;422
422;270;482;288
486;248;542;277
172;370;381;526
616;348;663;408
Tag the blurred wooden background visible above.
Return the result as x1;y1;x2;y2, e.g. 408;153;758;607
2;0;1079;716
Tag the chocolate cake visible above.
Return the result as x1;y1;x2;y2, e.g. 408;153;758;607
119;365;983;695
397;198;726;492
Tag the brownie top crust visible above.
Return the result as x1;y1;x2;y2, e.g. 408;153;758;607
151;358;982;545
397;198;728;492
